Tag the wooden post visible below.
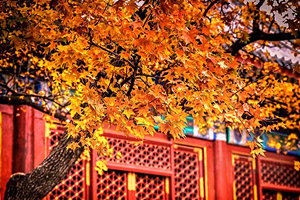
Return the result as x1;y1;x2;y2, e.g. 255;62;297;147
13;105;34;173
127;172;136;200
0;105;14;199
214;128;230;199
170;139;175;200
32;109;45;168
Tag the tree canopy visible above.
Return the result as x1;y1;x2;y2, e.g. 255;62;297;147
0;0;299;173
1;0;300;198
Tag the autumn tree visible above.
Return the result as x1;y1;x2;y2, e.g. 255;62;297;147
0;0;299;199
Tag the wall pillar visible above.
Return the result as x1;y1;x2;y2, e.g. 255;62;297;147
0;105;14;199
214;127;230;199
13;105;34;173
32;109;46;168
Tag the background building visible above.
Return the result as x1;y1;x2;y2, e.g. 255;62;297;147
0;105;299;199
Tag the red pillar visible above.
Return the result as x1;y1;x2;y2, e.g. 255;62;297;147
13;105;34;173
214;129;230;199
32;109;46;168
127;172;136;200
0;105;14;199
0;105;45;198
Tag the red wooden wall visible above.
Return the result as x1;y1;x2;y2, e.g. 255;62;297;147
0;105;299;199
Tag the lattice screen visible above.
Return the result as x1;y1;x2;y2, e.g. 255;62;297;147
97;170;127;200
174;148;201;200
262;190;300;200
262;190;276;200
48;126;65;151
281;192;300;200
260;160;300;188
135;173;167;200
105;137;171;170
233;155;254;200
94;136;174;199
47;126;87;200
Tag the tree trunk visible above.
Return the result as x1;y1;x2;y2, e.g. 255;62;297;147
4;133;83;200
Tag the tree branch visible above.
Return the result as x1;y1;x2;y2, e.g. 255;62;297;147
253;0;265;32
127;63;138;97
203;0;220;17
0;83;66;108
228;30;300;55
4;133;83;200
0;96;67;121
87;28;135;68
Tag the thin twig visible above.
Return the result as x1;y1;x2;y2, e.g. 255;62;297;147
203;0;220;17
0;83;66;107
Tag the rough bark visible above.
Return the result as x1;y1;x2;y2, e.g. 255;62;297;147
4;133;83;200
229;30;300;55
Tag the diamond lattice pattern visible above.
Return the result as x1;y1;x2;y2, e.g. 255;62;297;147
262;190;299;200
105;137;171;170
97;170;127;200
261;160;300;188
135;173;167;200
233;155;254;200
174;149;200;200
262;190;276;200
